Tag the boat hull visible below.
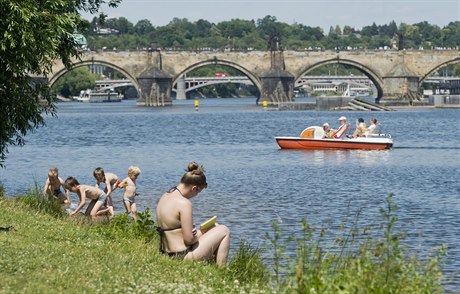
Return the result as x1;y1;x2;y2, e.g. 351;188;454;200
275;137;393;150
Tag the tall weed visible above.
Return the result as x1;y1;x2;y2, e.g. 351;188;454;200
266;193;446;293
264;220;292;284
17;186;66;218
229;239;269;284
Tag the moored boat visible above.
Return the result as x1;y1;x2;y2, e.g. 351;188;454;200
275;126;393;150
76;89;122;103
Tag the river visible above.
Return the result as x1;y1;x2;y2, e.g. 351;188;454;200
1;98;459;290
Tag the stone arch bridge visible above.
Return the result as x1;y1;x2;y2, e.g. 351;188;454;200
49;50;460;106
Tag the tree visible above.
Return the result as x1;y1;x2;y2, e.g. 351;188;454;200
194;19;213;38
256;15;281;38
362;22;379;37
217;19;256;39
0;0;121;167
343;25;353;35
105;17;133;34
440;21;460;47
134;19;154;35
334;25;342;36
52;67;98;97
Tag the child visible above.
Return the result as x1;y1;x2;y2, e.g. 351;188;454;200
64;176;111;218
93;167;119;215
42;168;70;204
119;165;141;220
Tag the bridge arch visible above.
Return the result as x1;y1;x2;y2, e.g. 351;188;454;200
419;56;460;84
48;59;140;93
296;58;384;99
172;59;262;94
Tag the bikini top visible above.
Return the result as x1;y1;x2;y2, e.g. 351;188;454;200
155;226;181;235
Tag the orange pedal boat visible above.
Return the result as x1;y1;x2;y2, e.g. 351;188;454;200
275;126;393;150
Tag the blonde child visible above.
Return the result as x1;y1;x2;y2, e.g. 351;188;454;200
93;167;118;216
64;176;111;218
42;168;70;204
119;166;141;220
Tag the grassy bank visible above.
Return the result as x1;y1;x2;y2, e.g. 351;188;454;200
0;192;269;293
0;188;448;293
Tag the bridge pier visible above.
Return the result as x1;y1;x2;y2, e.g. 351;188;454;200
259;46;295;105
175;77;186;100
381;76;420;103
259;70;295;104
136;67;173;107
380;59;420;104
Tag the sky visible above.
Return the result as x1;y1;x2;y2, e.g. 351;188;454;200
81;0;460;31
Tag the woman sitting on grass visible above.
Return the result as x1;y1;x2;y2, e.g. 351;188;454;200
155;162;230;266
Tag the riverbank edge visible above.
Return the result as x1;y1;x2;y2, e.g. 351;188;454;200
389;105;460;110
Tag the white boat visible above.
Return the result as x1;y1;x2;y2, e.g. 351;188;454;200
76;89;122;103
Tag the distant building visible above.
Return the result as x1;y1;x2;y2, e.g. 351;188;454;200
88;64;105;76
436;79;460;95
94;27;119;35
73;33;87;49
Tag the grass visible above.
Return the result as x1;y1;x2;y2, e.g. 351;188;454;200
0;189;270;293
0;185;448;293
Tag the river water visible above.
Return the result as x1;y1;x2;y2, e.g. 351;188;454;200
1;98;459;290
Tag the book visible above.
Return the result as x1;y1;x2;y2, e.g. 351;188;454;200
200;216;217;231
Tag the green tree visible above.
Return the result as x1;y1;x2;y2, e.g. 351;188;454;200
399;23;421;48
438;21;460;47
256;15;282;40
343;25;353;35
194;19;213;38
210;25;225;49
156;25;185;48
134;19;154;35
0;0;121;167
361;22;379;37
52;67;97;98
379;20;398;37
334;25;342;36
217;19;256;39
105;17;133;34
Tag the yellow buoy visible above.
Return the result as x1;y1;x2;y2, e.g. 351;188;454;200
194;99;199;111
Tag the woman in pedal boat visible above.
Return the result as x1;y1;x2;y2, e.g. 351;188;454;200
155;162;230;266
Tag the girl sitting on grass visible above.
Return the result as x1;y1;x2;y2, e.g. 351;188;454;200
156;162;230;266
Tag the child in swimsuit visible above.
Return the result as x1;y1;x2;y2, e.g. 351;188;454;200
64;176;111;219
119;165;141;220
42;167;70;204
93;167;119;217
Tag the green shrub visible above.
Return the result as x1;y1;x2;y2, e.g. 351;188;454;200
17;187;66;218
266;193;446;293
132;207;158;242
0;181;4;198
92;208;159;246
